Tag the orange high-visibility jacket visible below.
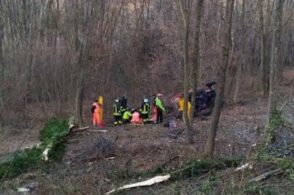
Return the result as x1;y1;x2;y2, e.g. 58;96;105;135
92;102;103;127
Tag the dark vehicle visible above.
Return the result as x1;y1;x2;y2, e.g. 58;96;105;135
190;81;217;117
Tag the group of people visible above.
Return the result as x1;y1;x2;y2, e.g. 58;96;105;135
91;82;216;127
113;94;166;126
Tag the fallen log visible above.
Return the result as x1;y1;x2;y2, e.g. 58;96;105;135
106;174;171;194
70;126;108;133
70;126;89;133
249;168;283;182
87;129;108;133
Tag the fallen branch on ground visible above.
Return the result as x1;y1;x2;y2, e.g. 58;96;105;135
42;147;50;161
106;174;171;194
70;126;108;133
70;126;89;133
235;162;253;172
87;129;108;133
249;168;283;182
170;157;242;180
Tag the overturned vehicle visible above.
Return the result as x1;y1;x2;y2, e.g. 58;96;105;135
191;81;216;117
170;81;217;118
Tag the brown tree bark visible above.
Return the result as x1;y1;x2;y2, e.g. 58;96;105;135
233;0;245;103
267;0;285;125
191;0;204;125
258;0;268;96
0;13;4;109
73;0;92;126
177;0;194;143
204;0;235;158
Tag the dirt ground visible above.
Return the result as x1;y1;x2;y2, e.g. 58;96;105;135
0;98;271;194
1;69;293;194
0;127;40;158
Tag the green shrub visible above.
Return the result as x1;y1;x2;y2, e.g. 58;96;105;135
0;118;69;180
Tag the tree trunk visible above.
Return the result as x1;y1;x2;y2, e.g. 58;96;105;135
75;69;84;125
204;0;235;158
178;0;194;143
191;0;204;125
0;17;4;108
73;0;92;126
267;0;285;125
233;0;245;103
258;0;268;96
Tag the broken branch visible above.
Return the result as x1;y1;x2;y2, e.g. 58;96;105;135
106;174;171;194
249;168;283;182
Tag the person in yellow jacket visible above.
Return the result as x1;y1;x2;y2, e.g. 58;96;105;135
154;93;165;124
122;109;132;124
177;93;192;120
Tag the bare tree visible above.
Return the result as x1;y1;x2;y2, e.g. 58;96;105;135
258;0;268;96
204;0;235;158
233;0;245;103
0;5;4;113
191;0;204;124
177;0;194;143
267;0;285;125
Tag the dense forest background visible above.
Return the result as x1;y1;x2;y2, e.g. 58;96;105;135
0;0;293;126
1;0;294;194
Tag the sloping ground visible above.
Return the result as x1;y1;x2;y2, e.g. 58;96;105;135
0;100;269;194
0;127;40;158
1;68;293;194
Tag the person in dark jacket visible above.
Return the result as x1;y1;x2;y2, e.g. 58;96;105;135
119;95;128;114
113;98;122;125
140;98;150;123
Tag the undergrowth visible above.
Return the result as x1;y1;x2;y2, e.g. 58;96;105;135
265;109;284;146
0;118;69;181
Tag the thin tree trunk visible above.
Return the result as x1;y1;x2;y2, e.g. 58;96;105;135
191;0;204;126
233;0;245;103
264;0;274;93
258;0;267;96
0;16;4;108
75;69;84;125
204;0;235;158
177;0;193;143
267;0;285;125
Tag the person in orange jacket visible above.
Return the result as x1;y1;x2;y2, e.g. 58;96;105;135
91;96;104;127
131;109;143;125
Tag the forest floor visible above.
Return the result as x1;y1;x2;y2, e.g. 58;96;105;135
0;69;293;194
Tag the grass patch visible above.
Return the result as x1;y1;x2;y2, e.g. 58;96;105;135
0;118;69;180
265;110;284;146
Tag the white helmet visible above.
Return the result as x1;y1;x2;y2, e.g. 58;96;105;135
144;98;149;103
